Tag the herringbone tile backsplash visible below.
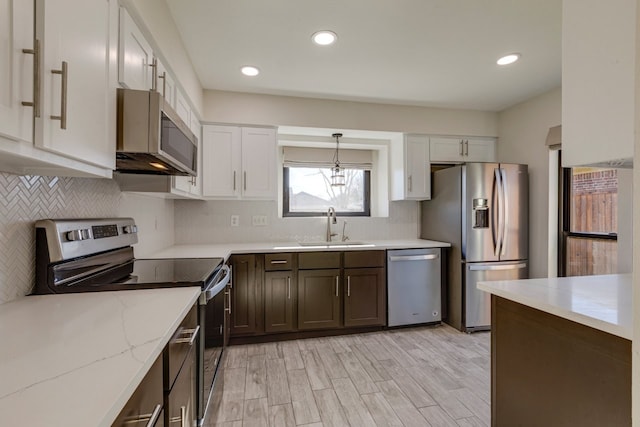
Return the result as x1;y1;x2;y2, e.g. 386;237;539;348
0;172;120;303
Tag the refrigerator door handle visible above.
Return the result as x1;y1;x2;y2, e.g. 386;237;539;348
494;168;504;257
389;254;439;262
500;168;508;256
469;263;527;271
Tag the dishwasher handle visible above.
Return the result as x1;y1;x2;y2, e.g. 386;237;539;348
388;254;439;262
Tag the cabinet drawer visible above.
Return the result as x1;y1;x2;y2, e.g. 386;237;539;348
298;252;341;269
165;304;198;391
265;253;294;271
344;250;385;268
112;353;164;426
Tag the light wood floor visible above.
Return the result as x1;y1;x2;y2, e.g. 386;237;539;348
204;324;490;426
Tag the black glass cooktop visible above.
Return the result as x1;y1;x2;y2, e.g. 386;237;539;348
122;258;225;287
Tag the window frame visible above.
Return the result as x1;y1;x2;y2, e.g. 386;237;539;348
557;152;618;277
282;166;371;217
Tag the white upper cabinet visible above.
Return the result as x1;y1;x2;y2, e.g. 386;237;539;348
155;57;176;107
562;0;634;167
202;125;276;200
202;125;241;198
391;134;430;201
172;116;201;197
241;127;277;199
118;7;153;90
0;0;34;144
429;136;496;163
34;0;114;170
175;90;191;125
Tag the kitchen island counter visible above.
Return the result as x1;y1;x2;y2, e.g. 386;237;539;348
477;273;632;339
0;287;201;427
146;239;451;261
478;274;631;426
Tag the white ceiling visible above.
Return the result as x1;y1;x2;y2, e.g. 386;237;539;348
165;0;561;112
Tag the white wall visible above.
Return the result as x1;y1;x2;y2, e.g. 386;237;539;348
203;90;498;136
497;87;561;278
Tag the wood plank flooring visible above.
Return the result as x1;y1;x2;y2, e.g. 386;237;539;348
204;324;490;426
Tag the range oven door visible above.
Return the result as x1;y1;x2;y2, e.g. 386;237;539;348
198;265;231;424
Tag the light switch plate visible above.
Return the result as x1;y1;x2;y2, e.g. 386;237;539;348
252;215;268;226
230;215;239;227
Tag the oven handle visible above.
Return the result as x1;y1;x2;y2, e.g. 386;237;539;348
203;265;231;302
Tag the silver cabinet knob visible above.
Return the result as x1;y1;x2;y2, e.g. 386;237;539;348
123;225;138;234
66;229;90;241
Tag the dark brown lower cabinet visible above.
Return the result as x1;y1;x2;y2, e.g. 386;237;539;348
230;254;261;335
344;267;385;327
297;269;341;330
166;346;196;426
264;271;296;333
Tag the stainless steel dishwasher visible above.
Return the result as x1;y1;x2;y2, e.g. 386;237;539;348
387;248;442;327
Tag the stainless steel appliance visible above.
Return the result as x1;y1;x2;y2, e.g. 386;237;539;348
421;163;529;332
116;88;198;176
387;248;442;327
34;218;229;426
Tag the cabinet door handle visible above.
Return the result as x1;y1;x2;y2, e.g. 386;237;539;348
158;71;167;98
244;171;247;191
169;405;186;426
335;276;339;297
408;175;412;192
50;61;68;129
122;403;162;426
465;140;469;156
150;57;158;91
21;39;41;117
233;171;237;191
347;276;351;297
459;140;464;156
287;277;291;299
225;290;232;314
172;325;200;345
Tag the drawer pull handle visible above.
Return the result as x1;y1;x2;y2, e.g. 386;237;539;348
172;325;200;345
122;403;162;426
270;260;288;264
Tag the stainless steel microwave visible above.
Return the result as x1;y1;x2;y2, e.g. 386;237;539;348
116;88;197;176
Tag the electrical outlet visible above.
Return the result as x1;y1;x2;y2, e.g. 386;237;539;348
230;215;240;227
252;215;268;226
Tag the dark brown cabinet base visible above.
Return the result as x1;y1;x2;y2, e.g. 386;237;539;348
264;270;296;333
297;268;341;330
344;267;385;327
491;295;631;427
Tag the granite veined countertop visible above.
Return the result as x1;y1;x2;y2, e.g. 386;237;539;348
0;287;201;426
146;238;451;261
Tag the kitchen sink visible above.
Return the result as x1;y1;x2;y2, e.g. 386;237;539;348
297;241;373;247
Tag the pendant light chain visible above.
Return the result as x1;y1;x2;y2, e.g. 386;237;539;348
331;133;345;186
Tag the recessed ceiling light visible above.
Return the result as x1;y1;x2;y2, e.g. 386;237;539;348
241;66;260;77
312;30;337;46
497;53;521;66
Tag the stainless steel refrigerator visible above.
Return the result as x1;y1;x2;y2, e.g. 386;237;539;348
421;163;529;332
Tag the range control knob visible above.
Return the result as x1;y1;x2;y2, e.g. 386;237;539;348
123;225;138;234
66;229;90;241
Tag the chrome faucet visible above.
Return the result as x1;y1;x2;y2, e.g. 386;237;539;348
326;207;338;242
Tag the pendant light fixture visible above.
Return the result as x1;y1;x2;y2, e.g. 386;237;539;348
331;133;345;186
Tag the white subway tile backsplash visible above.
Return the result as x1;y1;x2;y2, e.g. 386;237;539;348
174;200;419;244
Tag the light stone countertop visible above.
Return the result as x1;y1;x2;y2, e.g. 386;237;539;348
0;287;201;427
477;274;632;340
145;239;451;261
